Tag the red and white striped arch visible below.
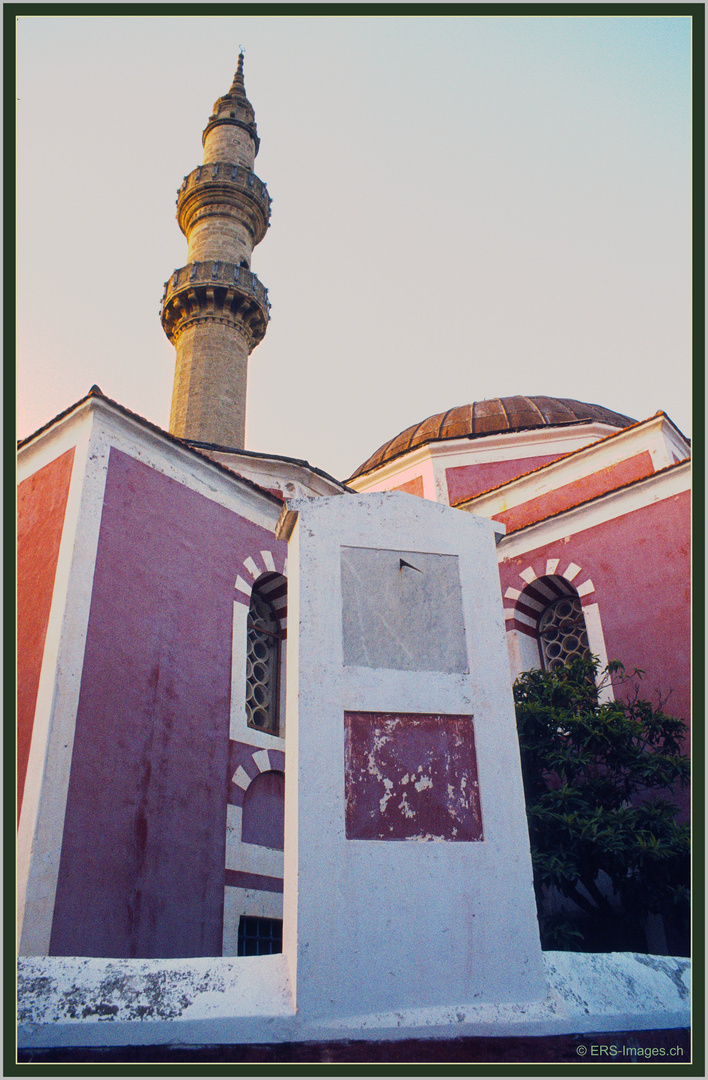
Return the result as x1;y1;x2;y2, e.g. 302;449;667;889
502;555;612;699
234;549;287;636
503;558;595;638
230;746;286;797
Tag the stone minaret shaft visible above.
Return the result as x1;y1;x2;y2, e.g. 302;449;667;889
161;54;271;447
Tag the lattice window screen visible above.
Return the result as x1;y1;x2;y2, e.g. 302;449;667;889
538;596;591;672
245;590;280;734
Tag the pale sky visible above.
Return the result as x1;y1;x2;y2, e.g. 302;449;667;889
16;13;692;481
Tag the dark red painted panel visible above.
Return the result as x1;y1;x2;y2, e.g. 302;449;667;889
50;448;285;959
344;712;482;841
224;869;283;893
393;475;424;498
17;448;75;823
446;454;561;505
241;771;285;850
493;452;654;532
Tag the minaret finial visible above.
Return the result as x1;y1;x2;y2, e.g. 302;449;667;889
230;49;246;94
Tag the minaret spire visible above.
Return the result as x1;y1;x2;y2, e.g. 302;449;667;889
229;49;246;95
160;57;271;448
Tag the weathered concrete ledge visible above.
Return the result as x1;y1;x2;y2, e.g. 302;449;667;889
17;952;690;1050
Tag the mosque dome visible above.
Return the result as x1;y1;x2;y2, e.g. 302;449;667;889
349;396;635;480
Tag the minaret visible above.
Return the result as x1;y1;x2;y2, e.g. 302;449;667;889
160;53;271;447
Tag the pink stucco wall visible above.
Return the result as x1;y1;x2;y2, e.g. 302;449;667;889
501;492;689;717
49;448;284;959
500;490;691;813
17;448;75;823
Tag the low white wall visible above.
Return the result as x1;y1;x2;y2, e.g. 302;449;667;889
17;952;690;1050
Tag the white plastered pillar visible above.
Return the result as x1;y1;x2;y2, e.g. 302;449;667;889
281;491;546;1023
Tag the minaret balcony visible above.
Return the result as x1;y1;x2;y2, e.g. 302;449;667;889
160;262;270;347
176;164;271;244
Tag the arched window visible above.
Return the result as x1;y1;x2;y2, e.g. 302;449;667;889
511;574;593;676
246;585;281;735
538;594;591;672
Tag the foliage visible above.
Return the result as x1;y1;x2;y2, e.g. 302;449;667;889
513;656;690;951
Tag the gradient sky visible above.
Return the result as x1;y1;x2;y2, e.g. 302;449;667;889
16;13;692;480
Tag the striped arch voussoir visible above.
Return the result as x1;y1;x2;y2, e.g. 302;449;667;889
503;557;595;637
231;747;286;796
234;548;287;617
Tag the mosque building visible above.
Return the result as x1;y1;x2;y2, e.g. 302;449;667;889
16;57;690;1056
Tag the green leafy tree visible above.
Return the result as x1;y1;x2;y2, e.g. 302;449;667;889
513;656;690;952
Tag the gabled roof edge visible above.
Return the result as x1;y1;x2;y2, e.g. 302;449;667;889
451;412;690;509
495;458;691;539
186;440;354;492
17;389;285;508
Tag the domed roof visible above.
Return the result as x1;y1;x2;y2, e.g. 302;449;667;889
349;396;635;480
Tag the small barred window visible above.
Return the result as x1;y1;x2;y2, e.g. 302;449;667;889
246;588;280;735
237;916;283;956
538;596;591;672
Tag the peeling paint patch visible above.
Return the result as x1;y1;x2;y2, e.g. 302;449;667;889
379;778;394;814
344;712;483;841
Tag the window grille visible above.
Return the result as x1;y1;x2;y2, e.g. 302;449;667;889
237;916;282;956
538;595;591;672
246;588;280;735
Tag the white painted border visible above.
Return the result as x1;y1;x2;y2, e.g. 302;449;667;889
230;601;251;740
22;398;283;532
92;403;282;532
17;408;92;485
505;626;542;681
582;602;613;702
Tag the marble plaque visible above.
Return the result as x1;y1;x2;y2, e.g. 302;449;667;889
340;546;468;672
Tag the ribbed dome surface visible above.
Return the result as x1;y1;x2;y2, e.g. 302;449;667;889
349;396;635;480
